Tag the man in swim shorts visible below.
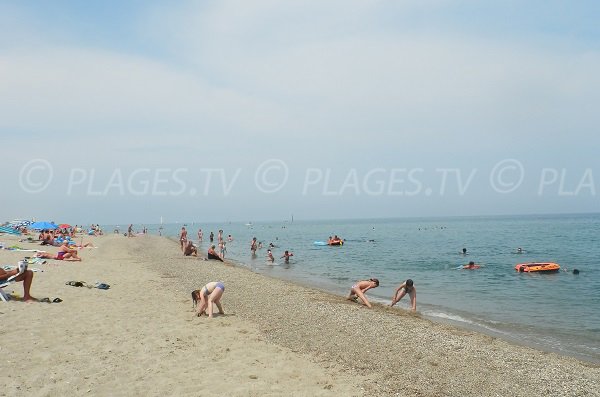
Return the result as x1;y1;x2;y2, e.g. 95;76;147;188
195;281;225;318
390;279;416;311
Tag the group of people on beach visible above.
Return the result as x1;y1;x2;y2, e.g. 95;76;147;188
347;278;417;311
1;224;96;301
250;237;293;264
179;227;229;262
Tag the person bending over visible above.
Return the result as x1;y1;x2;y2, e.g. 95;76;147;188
347;278;379;308
194;281;225;318
390;279;417;311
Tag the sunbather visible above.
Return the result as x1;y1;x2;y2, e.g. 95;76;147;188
184;241;198;256
0;266;34;301
207;245;223;261
36;250;81;261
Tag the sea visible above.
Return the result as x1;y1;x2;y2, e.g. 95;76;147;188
110;213;600;363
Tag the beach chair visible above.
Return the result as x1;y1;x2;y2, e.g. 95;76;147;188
0;260;28;302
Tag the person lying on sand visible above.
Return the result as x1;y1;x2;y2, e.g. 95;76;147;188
347;278;379;308
36;251;82;261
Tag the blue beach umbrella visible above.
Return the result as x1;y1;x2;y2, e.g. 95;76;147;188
29;221;58;230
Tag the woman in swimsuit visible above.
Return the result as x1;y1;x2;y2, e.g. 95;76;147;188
195;281;225;318
179;227;188;252
36;250;81;261
207;245;223;261
390;279;416;311
347;278;379;308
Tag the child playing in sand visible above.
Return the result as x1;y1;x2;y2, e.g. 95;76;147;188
347;278;379;308
390;279;416;311
194;281;225;318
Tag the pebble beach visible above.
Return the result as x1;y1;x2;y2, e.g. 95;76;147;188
1;233;599;396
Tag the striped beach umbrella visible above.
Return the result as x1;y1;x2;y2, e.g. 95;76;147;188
9;219;32;228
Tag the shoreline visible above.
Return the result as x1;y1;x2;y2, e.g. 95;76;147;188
174;236;600;366
156;235;599;396
2;233;599;396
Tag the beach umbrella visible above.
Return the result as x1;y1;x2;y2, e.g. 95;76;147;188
58;224;72;229
29;221;58;230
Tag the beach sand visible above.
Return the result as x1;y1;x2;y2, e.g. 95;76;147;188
1;234;598;397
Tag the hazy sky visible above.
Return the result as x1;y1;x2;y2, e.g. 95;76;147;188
2;0;599;224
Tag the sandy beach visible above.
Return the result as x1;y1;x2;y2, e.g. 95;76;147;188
1;233;598;397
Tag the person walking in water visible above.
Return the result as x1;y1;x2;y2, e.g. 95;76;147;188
390;279;417;311
280;250;293;263
347;278;379;308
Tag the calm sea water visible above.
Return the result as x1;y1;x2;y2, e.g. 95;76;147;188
115;214;600;363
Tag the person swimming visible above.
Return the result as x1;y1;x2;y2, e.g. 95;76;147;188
463;261;480;269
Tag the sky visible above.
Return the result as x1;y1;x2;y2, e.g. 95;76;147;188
1;0;599;224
